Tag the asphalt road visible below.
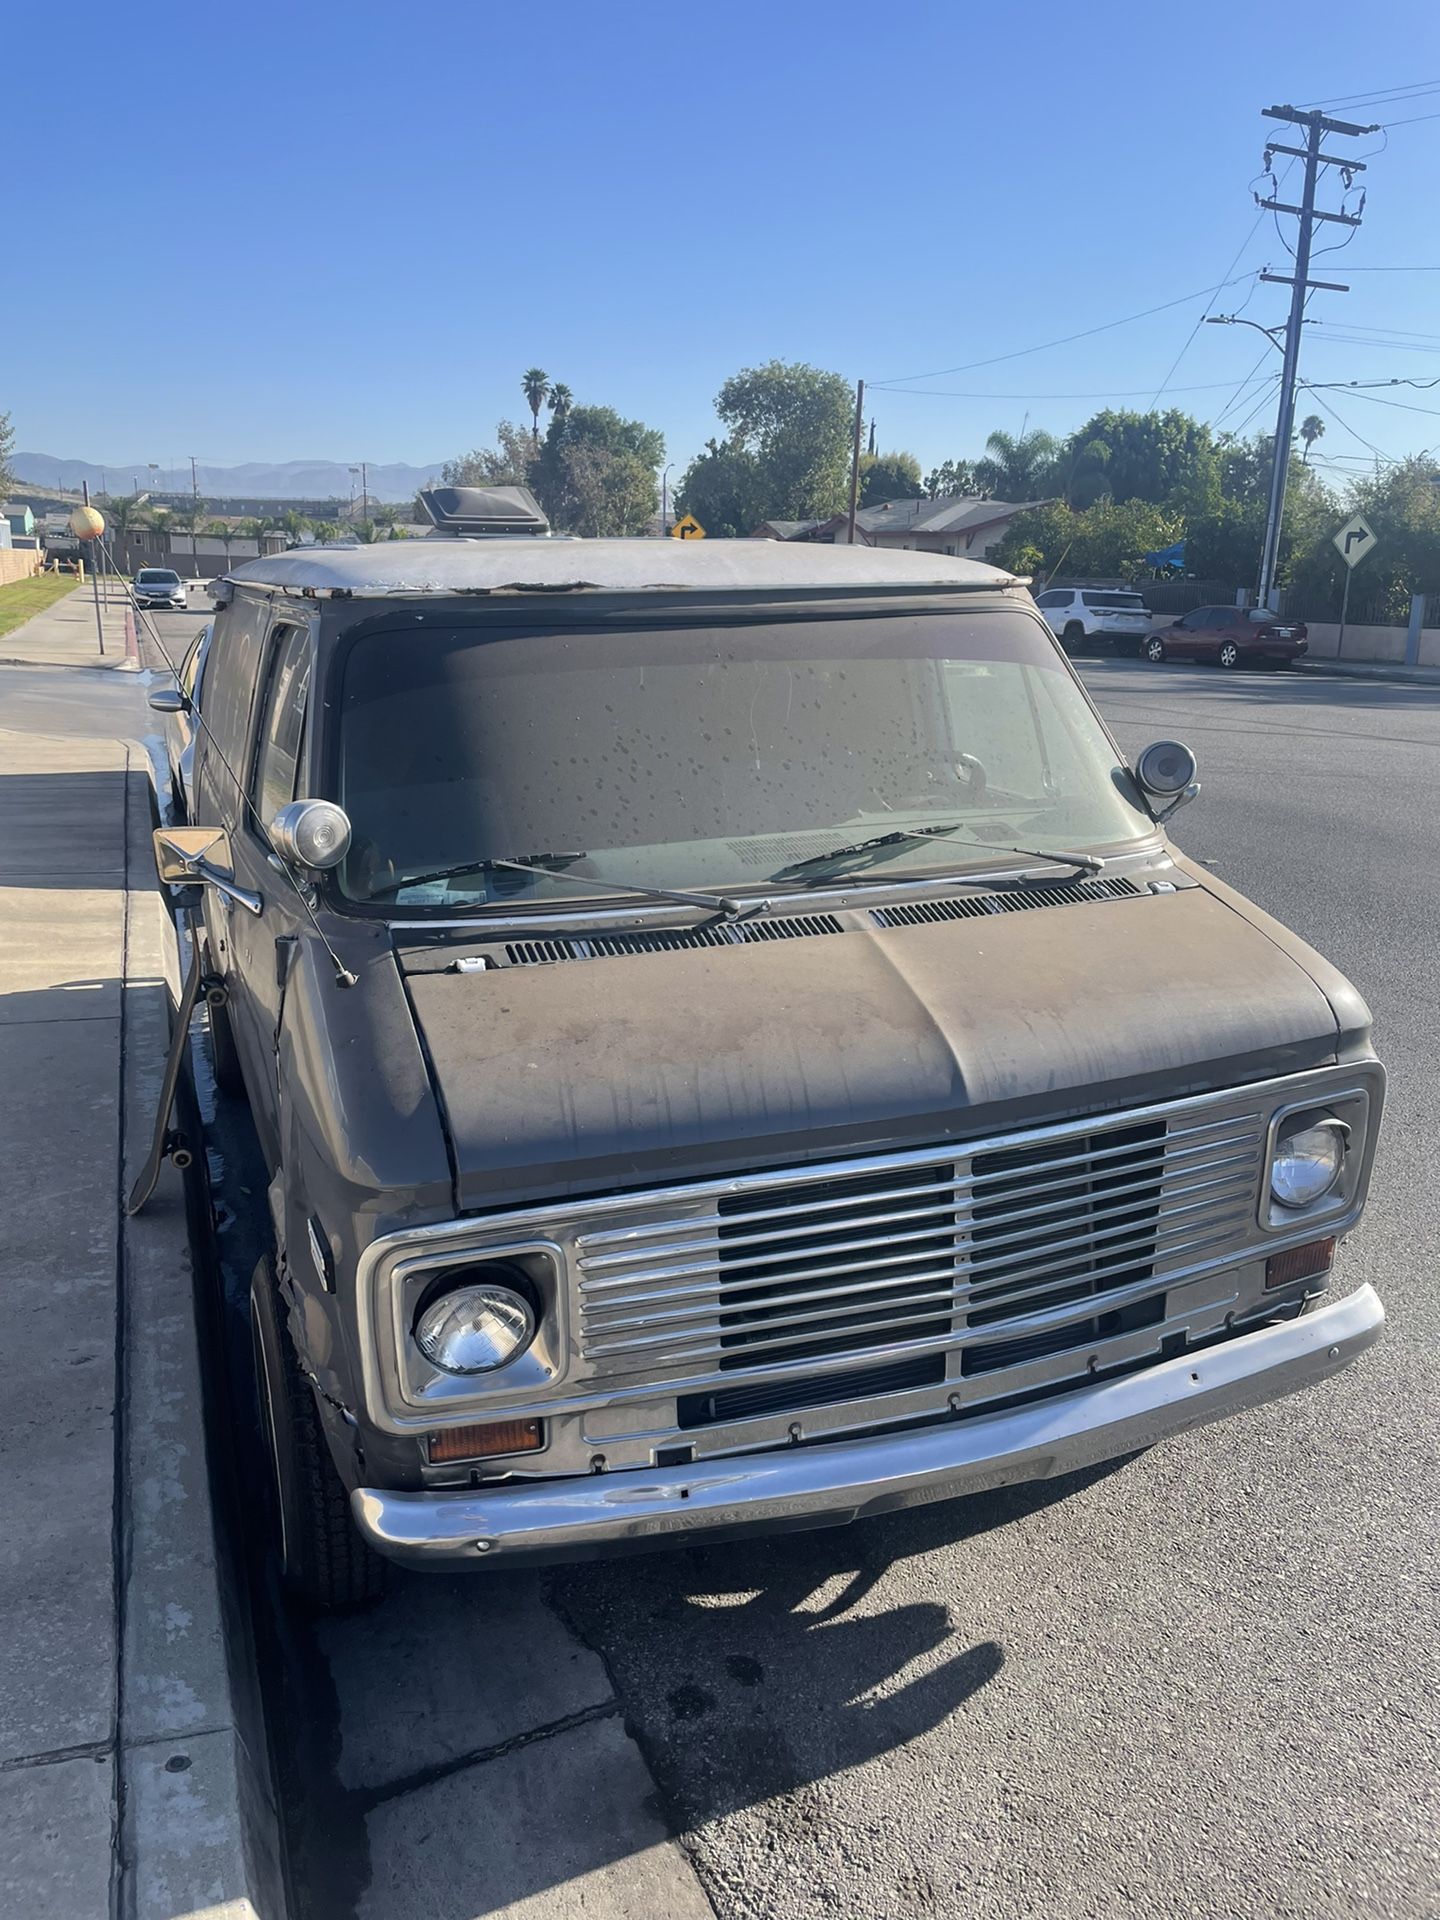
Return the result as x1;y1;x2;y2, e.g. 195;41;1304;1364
40;643;1433;1920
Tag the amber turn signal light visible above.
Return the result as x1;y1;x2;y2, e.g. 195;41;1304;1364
1265;1237;1336;1291
428;1419;543;1464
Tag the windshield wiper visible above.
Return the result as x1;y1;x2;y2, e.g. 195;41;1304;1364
775;823;1105;882
367;852;763;920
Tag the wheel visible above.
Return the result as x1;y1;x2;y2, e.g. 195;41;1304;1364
1061;622;1086;654
200;945;247;1100
250;1255;386;1612
1144;636;1166;663
1218;641;1240;669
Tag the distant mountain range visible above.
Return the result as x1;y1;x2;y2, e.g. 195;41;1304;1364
12;452;447;504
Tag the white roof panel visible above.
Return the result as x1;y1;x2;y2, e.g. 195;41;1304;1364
222;536;1019;598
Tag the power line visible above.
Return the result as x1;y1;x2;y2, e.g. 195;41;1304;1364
1148;171;1292;407
1302;80;1440;108
872;376;1279;402
871;272;1259;387
1377;109;1440;128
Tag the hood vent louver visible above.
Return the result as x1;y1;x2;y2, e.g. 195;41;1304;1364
505;913;843;968
870;875;1142;929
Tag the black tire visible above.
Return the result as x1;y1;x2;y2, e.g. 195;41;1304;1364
1061;621;1086;654
1218;640;1241;669
250;1255;386;1613
1144;636;1166;663
203;964;248;1100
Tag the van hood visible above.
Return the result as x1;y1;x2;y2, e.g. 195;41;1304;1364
397;880;1359;1213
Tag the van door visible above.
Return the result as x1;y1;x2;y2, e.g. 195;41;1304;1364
223;616;316;1159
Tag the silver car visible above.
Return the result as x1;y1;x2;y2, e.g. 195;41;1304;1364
134;567;188;610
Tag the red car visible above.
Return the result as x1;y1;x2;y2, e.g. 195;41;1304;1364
1144;605;1308;669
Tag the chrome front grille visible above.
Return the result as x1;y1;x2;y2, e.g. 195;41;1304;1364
575;1106;1266;1392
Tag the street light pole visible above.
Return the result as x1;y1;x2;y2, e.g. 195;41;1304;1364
661;463;673;536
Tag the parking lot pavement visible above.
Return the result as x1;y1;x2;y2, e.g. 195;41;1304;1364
202;659;1440;1920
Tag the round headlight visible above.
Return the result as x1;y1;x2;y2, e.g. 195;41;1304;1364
1270;1119;1346;1209
415;1281;536;1375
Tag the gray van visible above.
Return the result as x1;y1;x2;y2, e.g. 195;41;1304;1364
147;489;1385;1609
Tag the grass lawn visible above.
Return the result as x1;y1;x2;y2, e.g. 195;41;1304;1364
0;572;78;641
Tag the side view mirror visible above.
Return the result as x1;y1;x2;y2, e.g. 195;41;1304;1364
148;687;189;715
269;800;352;871
1135;739;1199;823
151;826;261;915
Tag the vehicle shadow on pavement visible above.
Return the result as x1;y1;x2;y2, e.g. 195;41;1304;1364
547;1461;1125;1831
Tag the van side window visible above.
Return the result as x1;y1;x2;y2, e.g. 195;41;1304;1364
252;624;313;829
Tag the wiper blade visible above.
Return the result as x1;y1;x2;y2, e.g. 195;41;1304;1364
775;824;1105;880
368;852;760;919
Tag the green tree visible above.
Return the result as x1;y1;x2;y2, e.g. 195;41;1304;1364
859;450;923;506
311;520;342;543
1060;409;1218;509
675;438;769;539
521;367;549;447
925;458;982;499
1299;414;1325;464
201;517;234;570
974;427;1061;501
96;493;151;539
532;404;664;535
0;410;17;501
278;508;311;545
548;383;573;426
992;498;1184;583
710;361;855;522
1286;455;1439;622
442;421;537;489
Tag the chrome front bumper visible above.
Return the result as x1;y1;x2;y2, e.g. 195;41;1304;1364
352;1285;1384;1568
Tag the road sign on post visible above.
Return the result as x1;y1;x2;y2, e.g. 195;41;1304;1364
1333;513;1376;568
1331;512;1376;659
669;513;705;540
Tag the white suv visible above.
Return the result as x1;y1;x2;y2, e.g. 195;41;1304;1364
1034;586;1152;656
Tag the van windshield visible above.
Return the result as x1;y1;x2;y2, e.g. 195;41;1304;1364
334;607;1154;910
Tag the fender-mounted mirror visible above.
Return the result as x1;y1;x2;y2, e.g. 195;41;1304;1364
1135;739;1200;822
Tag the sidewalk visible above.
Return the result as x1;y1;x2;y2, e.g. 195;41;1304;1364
0;579;140;671
0;723;280;1917
1299;656;1440;688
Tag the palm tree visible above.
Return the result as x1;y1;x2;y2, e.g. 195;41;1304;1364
548;382;573;428
1299;414;1325;464
202;518;233;571
522;367;550;447
311;520;342;544
278;508;312;546
974;428;1061;502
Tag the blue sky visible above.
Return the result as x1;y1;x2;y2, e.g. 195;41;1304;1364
9;0;1440;491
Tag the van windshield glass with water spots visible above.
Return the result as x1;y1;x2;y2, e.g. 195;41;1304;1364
333;606;1154;910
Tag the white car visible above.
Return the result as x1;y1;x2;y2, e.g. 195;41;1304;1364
133;567;188;611
1034;586;1153;657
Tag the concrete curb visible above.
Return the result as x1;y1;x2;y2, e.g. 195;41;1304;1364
117;761;286;1918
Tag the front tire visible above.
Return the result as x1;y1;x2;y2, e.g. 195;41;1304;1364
1144;636;1167;663
1218;641;1240;669
250;1256;386;1613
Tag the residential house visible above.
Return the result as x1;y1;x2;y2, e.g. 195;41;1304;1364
765;495;1050;558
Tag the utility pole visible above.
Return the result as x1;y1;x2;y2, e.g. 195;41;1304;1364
867;417;876;457
1254;103;1376;609
846;379;865;545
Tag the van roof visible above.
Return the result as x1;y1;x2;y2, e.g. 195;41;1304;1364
221;537;1022;600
